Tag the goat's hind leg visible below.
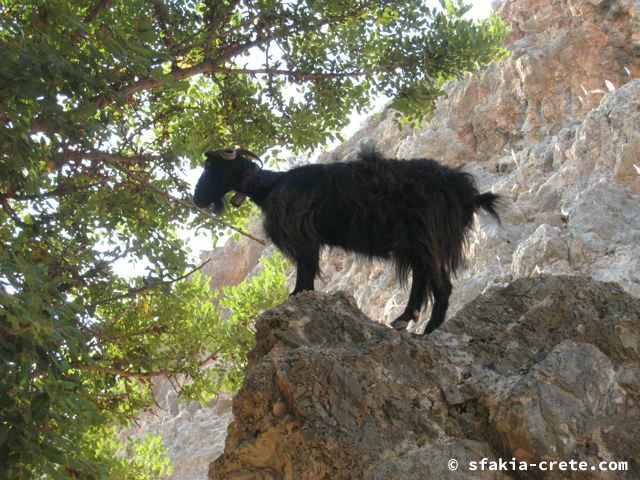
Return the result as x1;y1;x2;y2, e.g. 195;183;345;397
291;250;320;296
423;276;452;335
391;265;428;331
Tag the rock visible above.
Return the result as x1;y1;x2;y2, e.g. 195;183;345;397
512;224;569;276
313;0;640;328
199;219;267;294
210;276;640;479
124;391;234;480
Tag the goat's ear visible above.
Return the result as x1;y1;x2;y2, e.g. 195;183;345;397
203;151;218;168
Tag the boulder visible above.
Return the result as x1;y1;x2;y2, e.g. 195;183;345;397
210;276;640;479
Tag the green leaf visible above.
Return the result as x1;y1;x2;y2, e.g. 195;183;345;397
30;392;50;422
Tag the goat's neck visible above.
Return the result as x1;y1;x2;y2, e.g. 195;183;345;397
239;169;283;208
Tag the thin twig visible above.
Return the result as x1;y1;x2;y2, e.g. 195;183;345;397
175;195;266;246
63;147;267;245
89;258;211;308
70;362;181;379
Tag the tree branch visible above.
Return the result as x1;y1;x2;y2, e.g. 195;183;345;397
89;258;211;308
0;181;104;201
60;149;164;165
0;324;35;337
54;146;267;245
148;0;176;56
94;42;381;106
203;0;242;60
99;152;267;245
83;0;114;24
72;0;114;42
70;362;181;379
211;66;383;80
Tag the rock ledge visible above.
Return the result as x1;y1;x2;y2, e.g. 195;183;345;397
210;275;640;480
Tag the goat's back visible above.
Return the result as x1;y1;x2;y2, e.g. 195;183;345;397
262;151;483;278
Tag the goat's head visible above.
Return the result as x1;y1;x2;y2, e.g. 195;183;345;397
193;148;261;212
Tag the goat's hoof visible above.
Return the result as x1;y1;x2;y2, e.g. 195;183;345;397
422;323;440;335
390;317;410;331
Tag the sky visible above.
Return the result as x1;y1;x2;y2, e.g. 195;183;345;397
466;0;495;20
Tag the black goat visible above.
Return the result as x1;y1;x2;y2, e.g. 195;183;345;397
193;148;500;334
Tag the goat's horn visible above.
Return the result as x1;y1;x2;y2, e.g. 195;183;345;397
235;148;264;169
234;148;259;159
220;149;237;160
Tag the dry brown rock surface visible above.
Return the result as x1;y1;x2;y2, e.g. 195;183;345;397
315;0;640;332
210;276;640;479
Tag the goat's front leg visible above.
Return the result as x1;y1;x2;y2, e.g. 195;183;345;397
291;250;319;295
391;265;427;331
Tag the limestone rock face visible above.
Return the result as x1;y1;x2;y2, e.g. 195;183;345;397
313;0;640;333
126;393;233;480
200;220;267;294
210;276;640;479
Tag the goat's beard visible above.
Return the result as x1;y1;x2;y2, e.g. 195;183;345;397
213;198;225;214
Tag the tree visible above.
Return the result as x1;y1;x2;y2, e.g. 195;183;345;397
0;0;507;477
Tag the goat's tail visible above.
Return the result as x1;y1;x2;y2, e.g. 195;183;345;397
474;192;502;225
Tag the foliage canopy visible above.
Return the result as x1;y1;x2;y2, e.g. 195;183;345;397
0;0;506;476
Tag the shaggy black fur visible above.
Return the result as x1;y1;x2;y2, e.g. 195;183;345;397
194;148;501;335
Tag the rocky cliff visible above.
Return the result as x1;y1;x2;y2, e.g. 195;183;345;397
313;0;640;331
210;276;640;479
145;0;640;476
